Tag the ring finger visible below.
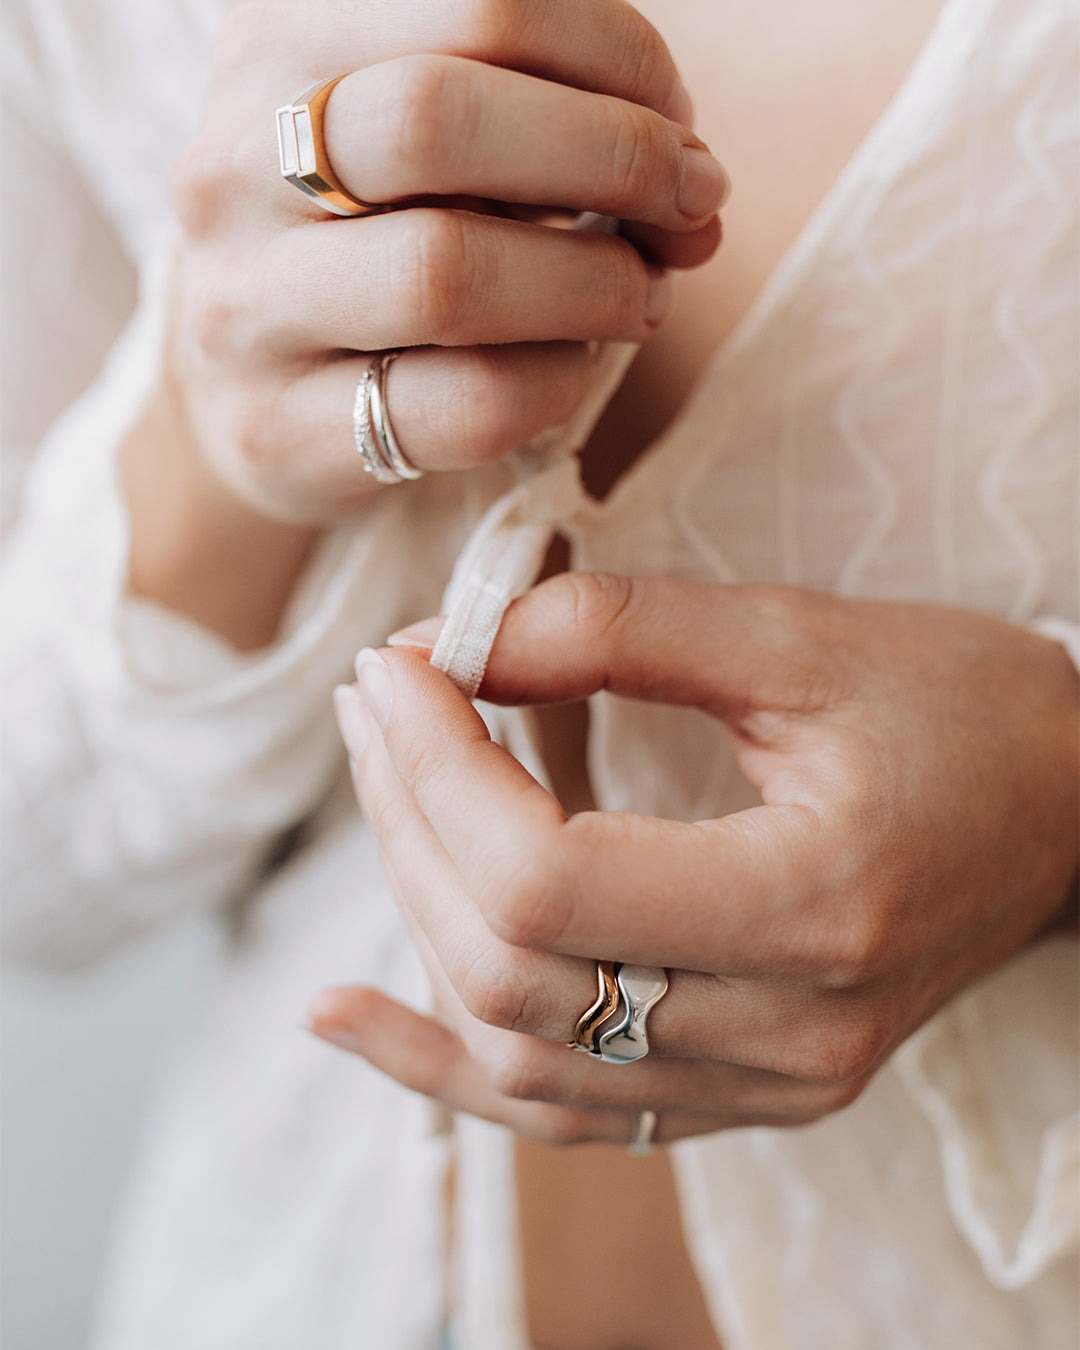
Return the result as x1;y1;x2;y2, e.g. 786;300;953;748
309;985;797;1148
222;341;596;520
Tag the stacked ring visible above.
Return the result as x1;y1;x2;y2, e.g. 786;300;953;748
569;961;668;1065
597;964;669;1065
569;960;668;1155
353;353;424;485
568;960;620;1055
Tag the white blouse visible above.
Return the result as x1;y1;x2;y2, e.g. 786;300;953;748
2;0;1076;1347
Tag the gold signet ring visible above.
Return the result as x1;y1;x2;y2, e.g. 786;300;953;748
276;75;385;218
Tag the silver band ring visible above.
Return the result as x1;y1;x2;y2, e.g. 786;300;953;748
353;353;423;485
597;964;669;1065
629;1109;658;1155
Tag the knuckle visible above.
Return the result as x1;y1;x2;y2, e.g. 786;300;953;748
540;1115;595;1148
169;142;232;237
740;584;841;712
456;0;547;58
385;720;462;814
390;210;475;343
181;270;252;369
798;1015;891;1085
605;109;669;210
458;953;535;1033
612;16;669;108
745;584;817;646
480;850;570;950
484;1042;548;1101
557;571;639;647
380;57;467;187
208;2;260;73
215;390;286;486
358;778;413;845
600;236;650;330
821;1076;870;1114
818;905;895;988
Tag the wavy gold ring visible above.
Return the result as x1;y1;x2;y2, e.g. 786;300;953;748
568;960;621;1055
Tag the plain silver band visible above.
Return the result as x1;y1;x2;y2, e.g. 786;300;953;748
352;354;422;485
369;352;423;481
629;1109;658;1155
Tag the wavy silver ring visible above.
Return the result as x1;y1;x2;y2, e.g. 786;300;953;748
629;1109;658;1155
353;353;423;485
597;964;669;1065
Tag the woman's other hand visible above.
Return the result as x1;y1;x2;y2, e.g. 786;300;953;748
164;0;724;526
316;575;1078;1145
122;1;724;648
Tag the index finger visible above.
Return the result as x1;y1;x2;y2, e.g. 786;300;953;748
285;0;693;123
359;648;822;971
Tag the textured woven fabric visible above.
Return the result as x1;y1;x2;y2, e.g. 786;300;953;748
430;342;636;697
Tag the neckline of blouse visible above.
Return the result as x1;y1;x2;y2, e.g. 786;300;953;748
561;0;991;540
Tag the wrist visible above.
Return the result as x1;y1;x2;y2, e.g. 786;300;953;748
120;374;322;651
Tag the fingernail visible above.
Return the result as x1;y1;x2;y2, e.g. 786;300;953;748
333;684;369;760
386;616;445;653
716;161;732;210
305;990;365;1053
645;269;674;328
307;1020;365;1055
678;148;730;221
355;647;393;728
665;77;695;127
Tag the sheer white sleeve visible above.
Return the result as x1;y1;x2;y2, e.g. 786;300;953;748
894;937;1078;1289
0;85;466;970
1;244;367;967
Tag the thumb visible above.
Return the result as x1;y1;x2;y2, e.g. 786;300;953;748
392;573;838;723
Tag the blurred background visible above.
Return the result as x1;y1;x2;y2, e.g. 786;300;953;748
1;67;219;1348
1;925;220;1350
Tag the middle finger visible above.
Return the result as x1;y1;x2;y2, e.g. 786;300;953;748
323;56;728;233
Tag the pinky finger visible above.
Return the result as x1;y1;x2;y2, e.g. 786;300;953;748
305;985;747;1147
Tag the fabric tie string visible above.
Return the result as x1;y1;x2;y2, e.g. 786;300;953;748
430;340;637;697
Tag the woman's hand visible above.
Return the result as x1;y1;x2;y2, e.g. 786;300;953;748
165;0;725;525
316;574;1079;1146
